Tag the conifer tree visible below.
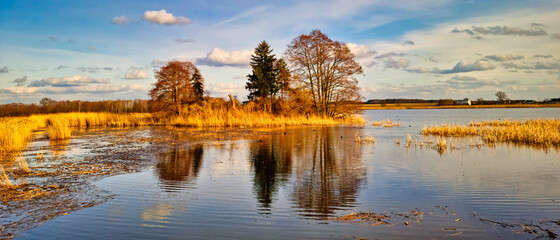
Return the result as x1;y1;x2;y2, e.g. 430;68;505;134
246;41;278;102
191;69;204;102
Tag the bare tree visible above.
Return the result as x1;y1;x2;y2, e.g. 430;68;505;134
285;30;363;117
495;91;508;102
149;61;203;114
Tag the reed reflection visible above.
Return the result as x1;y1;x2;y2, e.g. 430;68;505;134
250;127;366;218
155;144;204;191
48;139;70;160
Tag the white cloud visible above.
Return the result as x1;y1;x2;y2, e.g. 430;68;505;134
438;59;496;74
407;67;431;73
502;61;560;70
375;52;405;59
175;38;195;43
206;83;247;97
142;9;191;25
0;87;41;94
112;16;131;24
124;69;148;79
452;25;549;38
346;43;376;58
402;40;415;46
485;54;524;61
384;58;409;69
13;76;27;87
198;48;252;66
28;75;109;87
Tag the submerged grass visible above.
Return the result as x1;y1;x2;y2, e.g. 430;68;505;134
423;118;560;148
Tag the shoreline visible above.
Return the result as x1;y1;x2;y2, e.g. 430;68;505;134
359;103;560;110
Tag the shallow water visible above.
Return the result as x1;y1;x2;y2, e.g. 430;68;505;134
17;108;560;239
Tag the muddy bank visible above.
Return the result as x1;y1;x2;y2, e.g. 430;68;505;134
0;126;274;239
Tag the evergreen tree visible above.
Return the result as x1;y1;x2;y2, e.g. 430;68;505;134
191;69;204;102
246;41;278;101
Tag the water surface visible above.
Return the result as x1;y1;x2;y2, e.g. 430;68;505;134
18;108;560;239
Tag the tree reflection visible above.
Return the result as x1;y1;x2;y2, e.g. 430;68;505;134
291;128;366;219
249;127;366;219
250;136;292;211
155;144;204;190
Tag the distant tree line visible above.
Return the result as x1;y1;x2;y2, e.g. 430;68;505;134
366;99;438;104
0;98;150;117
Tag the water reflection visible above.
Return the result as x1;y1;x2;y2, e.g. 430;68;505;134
250;127;367;219
48;139;70;160
155;144;204;191
249;136;292;211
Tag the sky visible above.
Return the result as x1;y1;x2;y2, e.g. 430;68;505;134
1;0;559;104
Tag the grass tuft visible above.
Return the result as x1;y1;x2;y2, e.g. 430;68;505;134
0;165;13;187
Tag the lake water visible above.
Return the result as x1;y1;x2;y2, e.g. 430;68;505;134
17;108;560;239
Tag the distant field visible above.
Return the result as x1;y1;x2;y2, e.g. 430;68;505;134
359;103;560;110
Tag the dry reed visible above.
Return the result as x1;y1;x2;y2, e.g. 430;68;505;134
437;137;447;152
37;149;44;161
16;156;31;173
167;105;365;127
382;119;401;128
355;133;375;144
1;110;365;156
47;116;72;140
0;165;12;186
0;112;153;156
424;118;560;149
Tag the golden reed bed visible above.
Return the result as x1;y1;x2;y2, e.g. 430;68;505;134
0;111;364;157
0;112;152;156
423;119;560;148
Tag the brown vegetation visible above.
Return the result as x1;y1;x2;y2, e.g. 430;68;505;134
150;61;205;115
0;112;152;156
423;119;560;148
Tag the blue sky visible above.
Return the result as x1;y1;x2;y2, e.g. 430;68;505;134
1;0;559;103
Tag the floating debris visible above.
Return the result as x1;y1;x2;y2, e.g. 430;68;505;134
336;212;390;226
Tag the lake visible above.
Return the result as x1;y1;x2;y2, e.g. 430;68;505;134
14;108;560;239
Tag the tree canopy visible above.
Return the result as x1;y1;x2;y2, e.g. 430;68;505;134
285;30;363;116
246;41;279;101
495;91;508;102
149;61;204;114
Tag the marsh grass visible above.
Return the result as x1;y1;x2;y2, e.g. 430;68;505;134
436;137;447;152
37;149;44;161
0;165;12;187
1;110;364;156
0;112;153;156
382;119;401;128
16;156;31;173
355;133;375;144
167;104;365;127
47;117;72;140
423;118;560;149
